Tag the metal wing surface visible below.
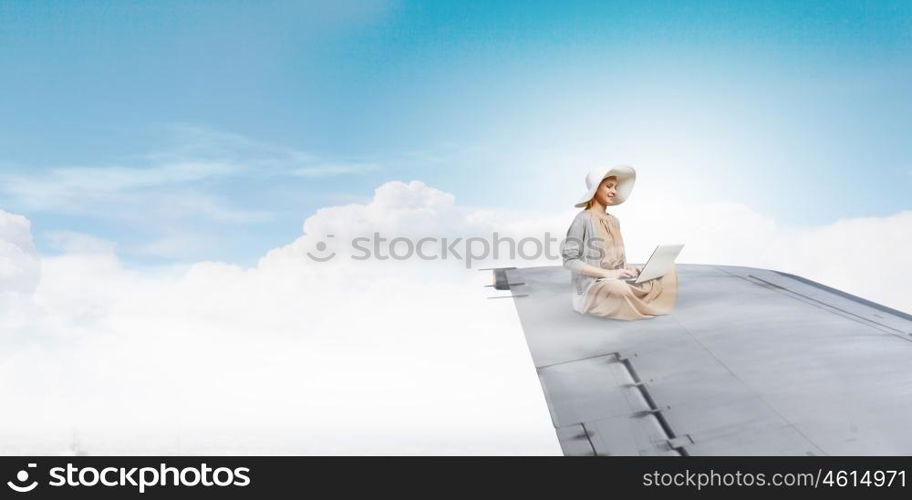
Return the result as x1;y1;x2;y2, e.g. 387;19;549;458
490;264;912;456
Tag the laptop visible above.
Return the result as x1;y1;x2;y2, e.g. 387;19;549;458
625;244;684;284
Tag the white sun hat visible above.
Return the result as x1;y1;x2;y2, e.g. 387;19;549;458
574;165;637;207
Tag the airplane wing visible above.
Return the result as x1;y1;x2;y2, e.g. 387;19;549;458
490;264;912;456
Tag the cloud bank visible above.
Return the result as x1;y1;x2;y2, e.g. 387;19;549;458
0;209;39;295
0;180;909;455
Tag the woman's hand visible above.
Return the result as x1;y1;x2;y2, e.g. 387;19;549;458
626;265;643;276
599;268;637;280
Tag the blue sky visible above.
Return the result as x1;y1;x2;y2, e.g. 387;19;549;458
1;0;910;266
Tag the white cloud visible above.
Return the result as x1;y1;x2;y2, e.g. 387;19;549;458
269;180;912;315
0;209;39;295
0;210;41;338
0;162;243;211
0;180;909;455
155;124;384;179
0;194;560;455
610;194;912;313
290;162;380;177
45;231;118;255
133;234;212;259
153;192;275;224
0;126;384;225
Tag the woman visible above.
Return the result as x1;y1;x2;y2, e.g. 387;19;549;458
561;165;678;320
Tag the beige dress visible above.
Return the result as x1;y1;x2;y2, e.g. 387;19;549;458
581;210;678;321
